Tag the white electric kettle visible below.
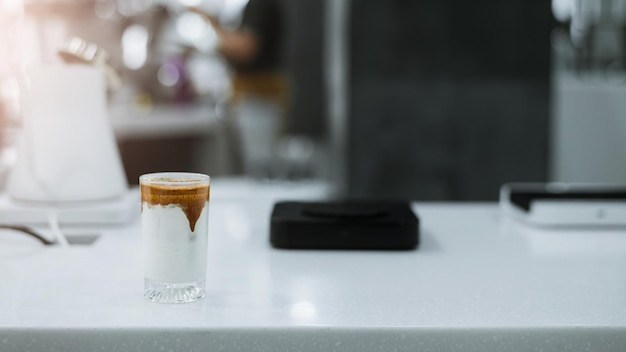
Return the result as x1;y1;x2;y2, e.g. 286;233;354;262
6;65;127;203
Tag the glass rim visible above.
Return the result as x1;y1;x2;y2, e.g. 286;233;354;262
139;172;210;186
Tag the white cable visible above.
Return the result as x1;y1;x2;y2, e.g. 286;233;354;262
48;211;69;247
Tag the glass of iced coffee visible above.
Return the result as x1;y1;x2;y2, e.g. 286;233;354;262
140;172;210;303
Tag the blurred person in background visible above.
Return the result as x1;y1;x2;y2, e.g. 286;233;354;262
190;0;287;177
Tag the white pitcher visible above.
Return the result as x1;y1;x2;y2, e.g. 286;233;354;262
7;65;127;202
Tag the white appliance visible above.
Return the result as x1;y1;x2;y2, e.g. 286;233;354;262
500;182;626;227
1;65;133;225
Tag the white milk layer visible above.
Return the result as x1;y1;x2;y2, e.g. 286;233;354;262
142;202;209;284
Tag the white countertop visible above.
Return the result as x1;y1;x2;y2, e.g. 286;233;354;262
1;180;626;351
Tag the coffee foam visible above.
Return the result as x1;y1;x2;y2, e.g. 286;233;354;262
141;183;210;232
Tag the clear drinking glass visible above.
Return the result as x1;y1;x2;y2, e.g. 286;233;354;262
140;172;210;303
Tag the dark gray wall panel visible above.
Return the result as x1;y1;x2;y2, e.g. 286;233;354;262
348;0;552;200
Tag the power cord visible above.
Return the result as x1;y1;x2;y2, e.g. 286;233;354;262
0;212;69;246
47;211;68;247
0;224;55;245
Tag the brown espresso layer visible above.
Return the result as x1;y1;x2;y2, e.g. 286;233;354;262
141;183;210;232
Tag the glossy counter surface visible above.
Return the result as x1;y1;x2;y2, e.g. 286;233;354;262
1;181;625;351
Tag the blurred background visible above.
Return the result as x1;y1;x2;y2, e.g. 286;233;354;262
1;0;625;201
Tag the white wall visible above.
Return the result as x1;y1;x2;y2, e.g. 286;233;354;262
551;72;626;183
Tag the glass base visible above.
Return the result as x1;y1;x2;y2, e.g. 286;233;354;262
144;278;205;304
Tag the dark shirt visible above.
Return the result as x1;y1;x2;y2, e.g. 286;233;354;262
236;0;283;73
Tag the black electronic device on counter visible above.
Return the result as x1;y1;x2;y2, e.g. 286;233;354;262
270;201;419;250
